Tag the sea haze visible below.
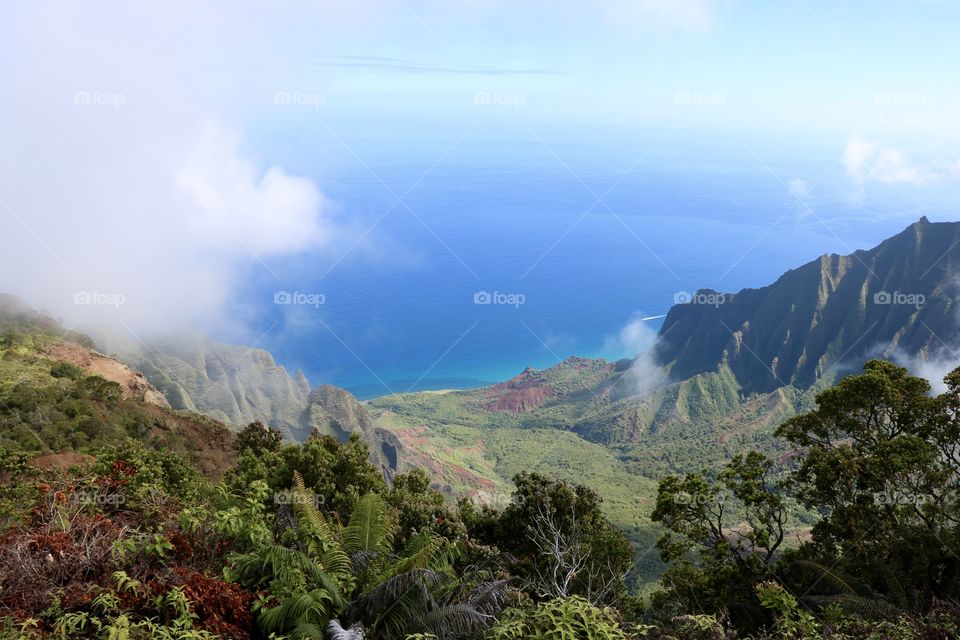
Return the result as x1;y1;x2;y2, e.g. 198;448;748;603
231;125;959;399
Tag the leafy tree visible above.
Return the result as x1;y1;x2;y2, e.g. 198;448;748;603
225;430;388;523
386;468;465;547
481;473;634;606
234;420;283;454
650;451;789;630
776;360;960;608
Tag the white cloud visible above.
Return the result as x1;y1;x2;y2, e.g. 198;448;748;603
843;133;938;185
615;315;660;355
178;124;333;257
0;2;340;335
606;314;668;397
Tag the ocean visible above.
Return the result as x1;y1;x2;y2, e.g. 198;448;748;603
233;125;958;398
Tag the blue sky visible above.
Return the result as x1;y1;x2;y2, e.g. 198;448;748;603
237;0;960;138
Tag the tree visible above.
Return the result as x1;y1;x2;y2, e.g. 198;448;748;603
651;452;789;630
651;359;960;633
234;421;283;454
225;430;389;524
385;468;465;548
776;360;960;608
488;473;634;606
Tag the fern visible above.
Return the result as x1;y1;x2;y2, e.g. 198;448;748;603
291;472;352;576
385;532;447;578
258;589;337;636
343;494;394;555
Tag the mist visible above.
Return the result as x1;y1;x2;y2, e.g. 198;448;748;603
605;314;669;397
0;2;349;340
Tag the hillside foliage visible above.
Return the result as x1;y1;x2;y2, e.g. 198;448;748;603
2;347;960;637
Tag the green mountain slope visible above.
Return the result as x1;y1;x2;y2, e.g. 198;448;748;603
656;217;960;393
0;302;237;478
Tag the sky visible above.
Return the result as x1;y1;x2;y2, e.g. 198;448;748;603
1;0;959;343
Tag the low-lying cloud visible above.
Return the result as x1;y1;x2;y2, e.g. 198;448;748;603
843;133;944;186
606;314;669;397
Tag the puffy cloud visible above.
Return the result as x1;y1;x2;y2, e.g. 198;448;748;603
843;134;938;185
606;314;668;397
178;124;332;257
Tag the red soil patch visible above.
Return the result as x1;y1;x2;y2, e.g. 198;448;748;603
46;341;170;408
484;367;556;413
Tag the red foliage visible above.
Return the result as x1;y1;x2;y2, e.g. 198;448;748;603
0;501;123;618
173;567;255;639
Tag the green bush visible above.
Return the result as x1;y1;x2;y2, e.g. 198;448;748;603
489;596;632;640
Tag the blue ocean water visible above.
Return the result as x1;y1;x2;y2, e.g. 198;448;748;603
232;125;958;398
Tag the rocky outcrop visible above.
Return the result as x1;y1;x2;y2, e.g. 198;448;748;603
300;384;399;477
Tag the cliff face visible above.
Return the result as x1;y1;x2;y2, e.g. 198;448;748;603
98;333;311;438
300;384;397;476
655;218;960;393
98;333;399;475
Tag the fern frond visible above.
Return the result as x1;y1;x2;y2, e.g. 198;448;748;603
791;559;860;595
465;579;509;615
411;603;493;638
343;493;394;554
387;532;446;578
803;594;901;619
258;589;335;635
290;472;352;576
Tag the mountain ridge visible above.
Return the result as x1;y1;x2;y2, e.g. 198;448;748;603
656;217;960;393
